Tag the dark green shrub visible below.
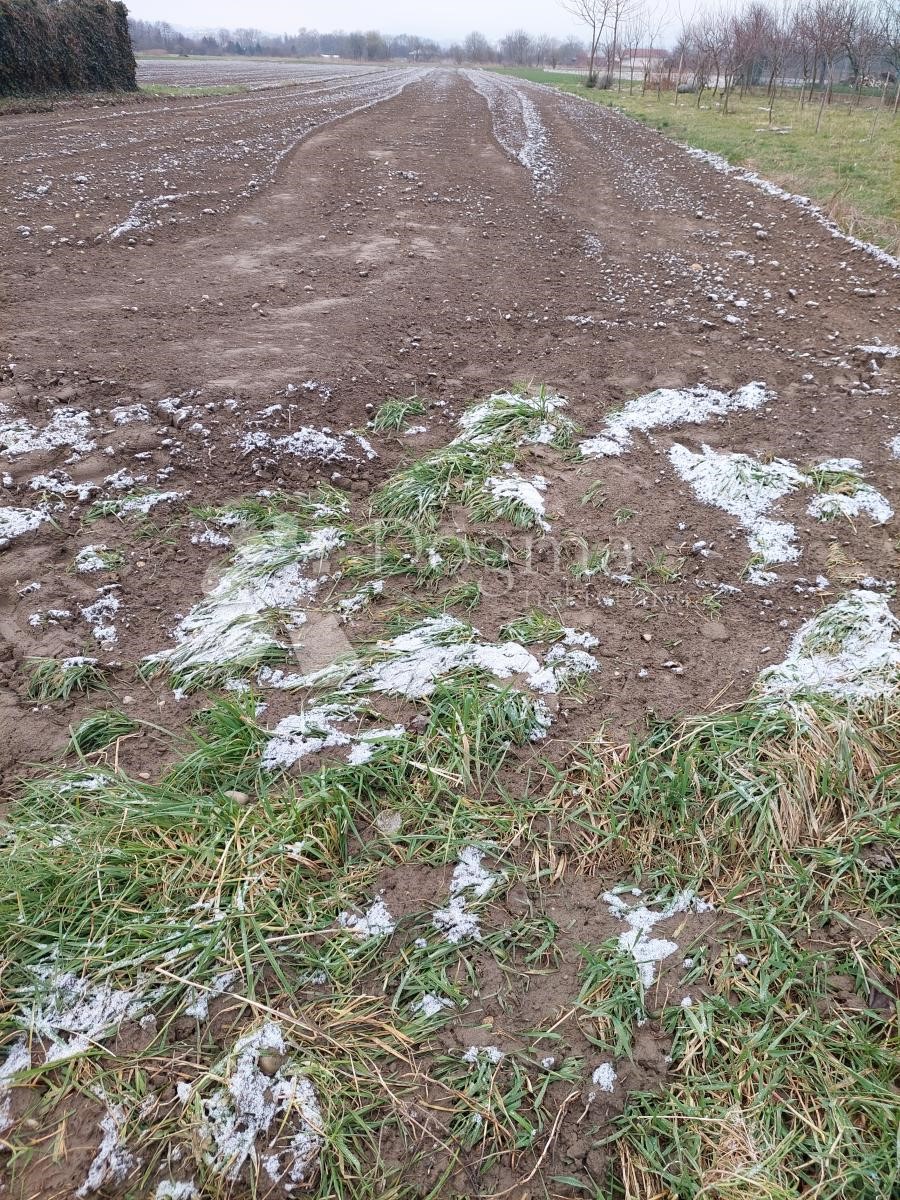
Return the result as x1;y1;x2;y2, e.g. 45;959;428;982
0;0;136;96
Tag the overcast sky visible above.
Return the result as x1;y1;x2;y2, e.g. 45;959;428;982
125;0;683;46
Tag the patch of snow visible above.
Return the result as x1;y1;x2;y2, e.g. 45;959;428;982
0;1038;31;1133
450;846;497;899
154;1183;198;1200
0;505;48;546
184;970;240;1022
433;847;499;945
669;443;806;581
107;490;181;516
109;403;151;425
759;589;900;701
462;1044;504;1066
240;427;347;462
603;889;714;988
412;993;455;1018
0;407;95;458
580;382;769;459
261;705;404;771
19;966;144;1063
197;1022;322;1186
338;897;396;940
76;1093;137;1196
591;1062;617;1092
81;592;120;648
75;544;113;572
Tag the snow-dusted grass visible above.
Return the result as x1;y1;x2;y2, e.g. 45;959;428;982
297;613;597;709
26;656;107;702
143;520;344;692
759;589;900;701
374;388;572;528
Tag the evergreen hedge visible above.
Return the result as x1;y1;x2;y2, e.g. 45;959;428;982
0;0;136;96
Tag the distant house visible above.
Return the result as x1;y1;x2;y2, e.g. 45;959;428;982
622;48;669;74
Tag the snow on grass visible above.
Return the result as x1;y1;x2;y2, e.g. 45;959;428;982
92;490;182;517
462;1044;504;1065
300;614;540;700
580;382;769;459
19;966;145;1063
300;613;596;707
338;896;396;940
0;1038;30;1133
0;406;95;457
76;1092;138;1196
433;847;499;945
669;443;806;582
483;471;550;529
143;523;343;691
759;589;900;702
603;889;714;988
0;505;49;546
807;486;893;524
74;544;116;572
260;705;404;771
805;459;893;525
413;993;455;1018
454;388;573;448
194;1021;322;1186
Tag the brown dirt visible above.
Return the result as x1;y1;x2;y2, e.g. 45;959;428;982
2;68;897;786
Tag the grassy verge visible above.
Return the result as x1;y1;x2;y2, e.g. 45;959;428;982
493;67;900;255
139;83;249;98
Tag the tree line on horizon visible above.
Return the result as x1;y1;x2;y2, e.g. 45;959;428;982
130;3;899;105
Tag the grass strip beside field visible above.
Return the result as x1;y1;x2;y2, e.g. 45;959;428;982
493;67;900;256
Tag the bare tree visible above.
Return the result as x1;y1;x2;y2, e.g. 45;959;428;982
463;31;495;63
500;29;535;65
605;0;640;86
560;0;613;84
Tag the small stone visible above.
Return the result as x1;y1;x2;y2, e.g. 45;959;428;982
699;621;729;642
258;1053;282;1077
224;789;250;804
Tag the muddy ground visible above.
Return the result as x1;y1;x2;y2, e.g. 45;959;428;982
2;66;897;784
